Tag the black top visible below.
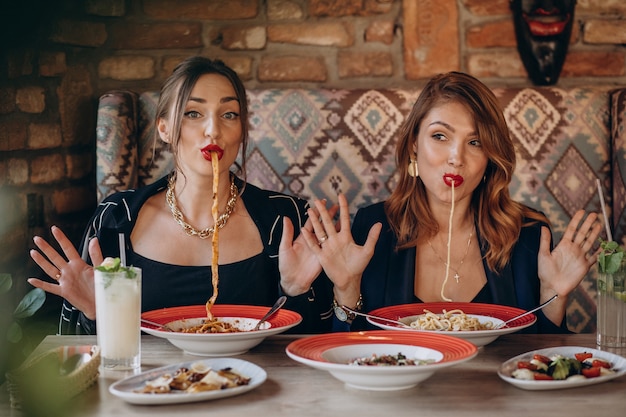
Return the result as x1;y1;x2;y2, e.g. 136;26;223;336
131;251;278;312
59;175;333;335
340;201;568;334
413;283;492;304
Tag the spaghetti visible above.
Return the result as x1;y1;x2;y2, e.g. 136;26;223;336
178;319;244;334
206;151;220;320
409;309;495;331
440;181;455;302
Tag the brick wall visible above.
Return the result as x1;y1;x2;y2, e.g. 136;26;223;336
1;0;625;304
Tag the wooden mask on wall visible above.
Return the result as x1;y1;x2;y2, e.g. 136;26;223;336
510;0;576;85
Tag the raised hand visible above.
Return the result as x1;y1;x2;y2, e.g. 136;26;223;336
301;193;382;307
537;210;602;324
28;226;103;319
278;202;340;296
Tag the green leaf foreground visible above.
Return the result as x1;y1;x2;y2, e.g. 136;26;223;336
0;273;12;294
13;288;46;319
598;239;625;274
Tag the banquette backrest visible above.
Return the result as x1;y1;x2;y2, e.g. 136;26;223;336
95;86;626;333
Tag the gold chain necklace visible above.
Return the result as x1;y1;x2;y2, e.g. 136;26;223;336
427;228;474;284
166;175;238;239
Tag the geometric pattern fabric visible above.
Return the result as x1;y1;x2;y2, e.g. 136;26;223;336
96;86;626;333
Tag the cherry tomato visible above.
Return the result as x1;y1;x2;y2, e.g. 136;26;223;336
532;354;552;365
533;373;553;380
575;352;593;362
591;359;611;369
517;361;538;371
582;367;601;378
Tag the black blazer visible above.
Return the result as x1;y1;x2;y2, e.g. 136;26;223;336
59;174;333;335
347;202;568;333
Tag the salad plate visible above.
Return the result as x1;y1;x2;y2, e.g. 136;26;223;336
109;357;266;405
286;330;477;391
367;302;536;347
498;346;626;391
141;305;302;356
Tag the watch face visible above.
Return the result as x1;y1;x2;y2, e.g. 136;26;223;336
334;305;348;322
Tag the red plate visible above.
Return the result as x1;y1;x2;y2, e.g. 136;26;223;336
369;302;536;330
141;304;302;331
287;330;477;363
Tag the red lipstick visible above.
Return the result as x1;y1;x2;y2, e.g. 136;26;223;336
201;145;224;161
443;174;464;187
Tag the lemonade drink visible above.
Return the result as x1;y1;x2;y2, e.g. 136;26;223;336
597;270;626;348
94;260;142;370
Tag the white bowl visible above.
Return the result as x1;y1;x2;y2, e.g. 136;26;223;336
286;330;478;391
367;302;537;347
141;305;302;356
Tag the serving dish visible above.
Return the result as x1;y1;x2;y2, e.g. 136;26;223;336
286;330;478;391
367;302;536;347
109;357;266;404
498;346;626;391
141;305;302;356
6;345;100;409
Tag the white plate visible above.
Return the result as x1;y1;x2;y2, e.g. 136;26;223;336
367;302;536;347
109;357;266;405
498;346;626;390
286;330;478;391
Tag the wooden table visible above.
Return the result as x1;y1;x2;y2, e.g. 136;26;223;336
2;333;625;417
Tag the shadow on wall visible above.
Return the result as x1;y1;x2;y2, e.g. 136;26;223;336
0;1;56;54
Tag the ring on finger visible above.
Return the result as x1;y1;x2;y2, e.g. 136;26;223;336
54;272;61;280
318;235;328;246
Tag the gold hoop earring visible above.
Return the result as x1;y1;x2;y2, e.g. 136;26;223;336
408;158;418;178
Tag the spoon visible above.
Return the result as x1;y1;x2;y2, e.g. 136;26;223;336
254;295;287;331
494;294;558;329
339;306;413;329
141;318;174;332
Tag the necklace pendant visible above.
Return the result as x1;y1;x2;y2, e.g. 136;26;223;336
454;273;460;283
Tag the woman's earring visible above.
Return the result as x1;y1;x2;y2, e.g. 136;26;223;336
408;158;419;178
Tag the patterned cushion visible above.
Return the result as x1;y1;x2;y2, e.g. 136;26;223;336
95;86;626;333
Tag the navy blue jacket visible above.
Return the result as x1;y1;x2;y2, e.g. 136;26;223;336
345;202;568;333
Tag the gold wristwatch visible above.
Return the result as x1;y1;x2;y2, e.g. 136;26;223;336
333;294;363;323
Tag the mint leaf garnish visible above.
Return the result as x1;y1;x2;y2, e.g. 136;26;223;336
598;239;625;274
95;257;137;278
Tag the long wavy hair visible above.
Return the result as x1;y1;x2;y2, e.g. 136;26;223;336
385;71;547;272
155;56;249;182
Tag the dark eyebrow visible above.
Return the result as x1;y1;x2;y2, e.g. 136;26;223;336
429;120;454;131
429;120;477;136
188;96;240;104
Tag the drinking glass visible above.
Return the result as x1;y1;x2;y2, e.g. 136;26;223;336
597;262;626;348
94;267;142;370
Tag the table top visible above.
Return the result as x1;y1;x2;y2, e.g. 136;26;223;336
2;333;625;417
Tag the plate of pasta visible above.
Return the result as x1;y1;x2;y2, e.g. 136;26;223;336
366;302;536;347
109;357;266;404
286;330;477;391
141;305;302;356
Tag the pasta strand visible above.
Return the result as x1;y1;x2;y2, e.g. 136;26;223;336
440;181;455;301
206;152;220;319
